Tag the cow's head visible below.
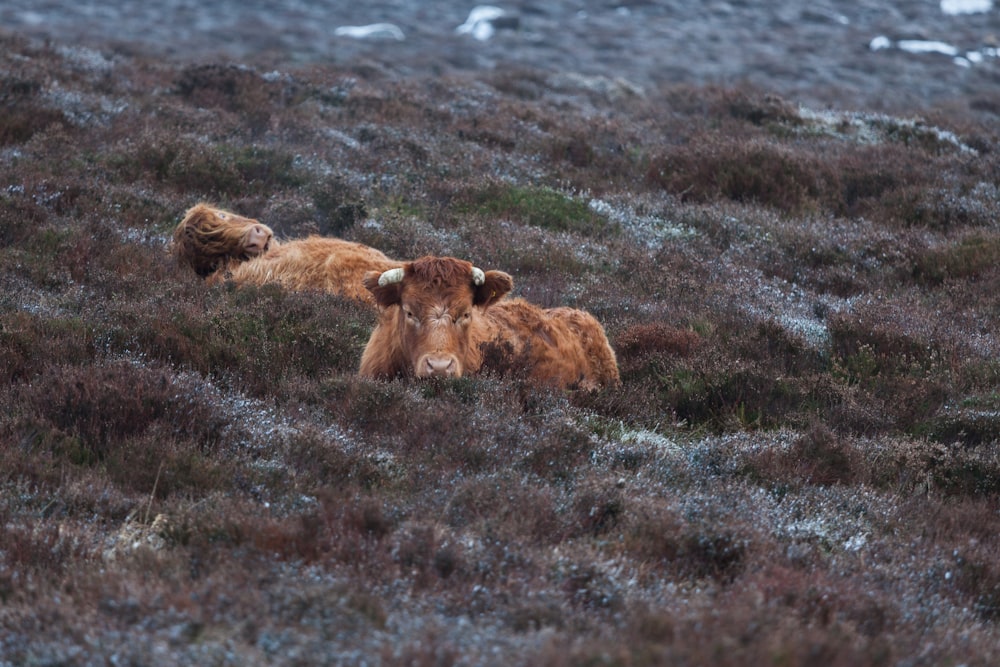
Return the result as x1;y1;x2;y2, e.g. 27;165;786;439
363;256;513;379
172;204;274;276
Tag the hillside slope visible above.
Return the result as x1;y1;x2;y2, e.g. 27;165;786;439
2;33;1000;665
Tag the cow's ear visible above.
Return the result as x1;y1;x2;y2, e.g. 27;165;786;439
473;270;513;308
363;270;404;307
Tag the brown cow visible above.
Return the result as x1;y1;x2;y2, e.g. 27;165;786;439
171;203;401;303
359;256;620;390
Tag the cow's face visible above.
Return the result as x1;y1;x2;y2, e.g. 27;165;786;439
173;204;274;276
364;256;513;379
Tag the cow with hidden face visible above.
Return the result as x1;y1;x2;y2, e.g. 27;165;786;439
171;203;402;304
358;256;620;390
172;203;275;278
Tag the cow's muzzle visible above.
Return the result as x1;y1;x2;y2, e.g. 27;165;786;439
244;225;272;255
416;353;461;379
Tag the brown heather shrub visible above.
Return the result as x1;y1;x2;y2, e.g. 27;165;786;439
106;285;377;394
0;517;90;578
892;498;1000;621
0;191;49;246
911;233;1000;286
444;475;562;542
614;323;702;374
646;136;830;214
14;360;230;463
0;312;95;384
452;117;518;152
568;474;626;537
742;422;861;488
0;75;68;145
175;63;299;113
107;135;306;198
827;311;940;385
928;406;1000;449
723;89;803;127
603;316;827;432
520;421;593;482
618;501;748;583
832;144;926;220
283;426;393;492
308;177;368;236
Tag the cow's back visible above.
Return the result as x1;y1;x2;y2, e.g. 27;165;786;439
546;307;620;389
227;236;401;302
487;299;619;389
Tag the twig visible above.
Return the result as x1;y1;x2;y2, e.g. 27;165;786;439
144;461;164;524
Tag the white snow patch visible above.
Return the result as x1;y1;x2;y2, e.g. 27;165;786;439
898;40;959;57
334;24;405;41
941;0;993;15
870;35;1000;68
456;6;507;41
869;36;892;51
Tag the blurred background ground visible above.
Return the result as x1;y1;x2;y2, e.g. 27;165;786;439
3;0;999;111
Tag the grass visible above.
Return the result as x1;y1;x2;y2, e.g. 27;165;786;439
452;182;616;237
0;32;999;666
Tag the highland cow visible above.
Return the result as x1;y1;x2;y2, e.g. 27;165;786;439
172;203;402;303
358;256;620;390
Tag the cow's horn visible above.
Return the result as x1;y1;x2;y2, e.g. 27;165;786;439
472;267;485;286
378;267;405;286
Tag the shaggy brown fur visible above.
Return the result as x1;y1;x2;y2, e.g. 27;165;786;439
359;256;620;390
172;203;274;277
172;203;401;303
215;236;402;303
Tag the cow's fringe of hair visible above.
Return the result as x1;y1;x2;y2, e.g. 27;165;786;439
407;256;478;286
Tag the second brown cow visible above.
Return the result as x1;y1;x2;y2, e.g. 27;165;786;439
358;256;620;390
172;203;401;304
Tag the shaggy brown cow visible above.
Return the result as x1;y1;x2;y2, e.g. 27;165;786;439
171;203;402;303
358;256;620;390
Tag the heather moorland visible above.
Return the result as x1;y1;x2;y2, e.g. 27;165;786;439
1;10;1000;665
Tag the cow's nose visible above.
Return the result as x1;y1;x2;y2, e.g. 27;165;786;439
424;356;456;377
246;226;270;254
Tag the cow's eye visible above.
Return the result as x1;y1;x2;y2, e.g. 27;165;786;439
403;308;418;324
456;312;471;325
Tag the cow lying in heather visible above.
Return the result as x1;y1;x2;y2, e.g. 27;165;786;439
358;256;620;390
172;203;402;303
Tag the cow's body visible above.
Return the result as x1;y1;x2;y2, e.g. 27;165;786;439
213;236;401;303
359;256;620;390
172;203;400;303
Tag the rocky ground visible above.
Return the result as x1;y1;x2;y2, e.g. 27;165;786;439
3;0;1000;110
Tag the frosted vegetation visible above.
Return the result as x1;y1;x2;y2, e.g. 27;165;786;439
1;27;999;666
